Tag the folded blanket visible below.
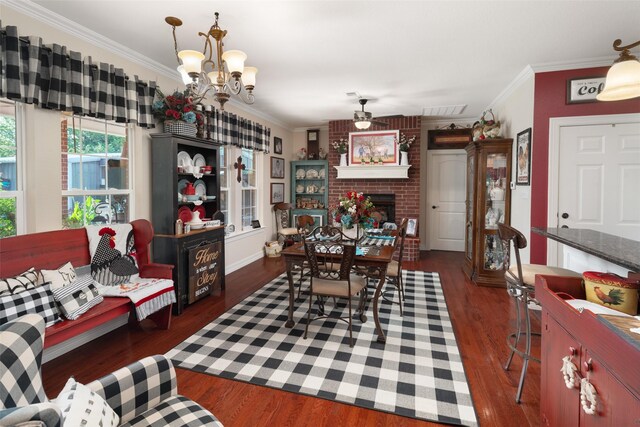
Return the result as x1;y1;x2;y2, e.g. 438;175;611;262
97;278;175;320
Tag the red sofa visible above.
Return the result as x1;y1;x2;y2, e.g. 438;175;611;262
0;219;174;351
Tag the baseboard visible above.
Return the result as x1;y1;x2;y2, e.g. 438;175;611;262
225;251;265;274
43;314;129;363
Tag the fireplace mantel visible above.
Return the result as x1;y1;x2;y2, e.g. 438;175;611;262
334;165;411;179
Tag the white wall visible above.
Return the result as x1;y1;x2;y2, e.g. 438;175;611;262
490;72;535;263
3;5;294;272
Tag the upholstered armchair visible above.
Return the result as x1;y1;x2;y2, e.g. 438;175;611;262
0;314;222;427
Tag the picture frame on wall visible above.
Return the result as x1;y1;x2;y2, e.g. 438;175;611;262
516;127;532;186
270;156;285;179
566;76;605;104
406;218;418;237
348;130;399;165
270;182;284;204
274;136;283;155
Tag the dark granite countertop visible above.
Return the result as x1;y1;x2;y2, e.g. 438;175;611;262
532;227;640;273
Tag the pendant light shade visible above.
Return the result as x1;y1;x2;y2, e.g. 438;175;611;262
596;39;640;102
178;50;205;76
354;120;372;130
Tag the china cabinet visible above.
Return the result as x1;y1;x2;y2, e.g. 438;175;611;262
150;133;225;314
291;160;328;227
463;138;512;287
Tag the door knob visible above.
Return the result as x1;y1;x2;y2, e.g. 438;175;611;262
432;205;439;209
561;213;569;219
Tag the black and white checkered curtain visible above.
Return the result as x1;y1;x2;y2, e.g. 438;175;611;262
0;24;156;128
209;108;270;153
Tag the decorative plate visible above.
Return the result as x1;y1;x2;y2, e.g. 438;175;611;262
193;153;206;168
225;224;235;234
318;168;325;179
177;151;192;167
296;169;306;179
178;206;192;224
192;206;206;221
177;178;190;195
306;169;318;179
296;184;304;193
193;179;207;197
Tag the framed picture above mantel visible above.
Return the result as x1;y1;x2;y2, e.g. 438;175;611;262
348;130;399;166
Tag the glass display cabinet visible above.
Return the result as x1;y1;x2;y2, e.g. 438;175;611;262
463;138;513;287
291;160;329;227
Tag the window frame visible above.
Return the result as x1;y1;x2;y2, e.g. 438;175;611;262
0;100;26;236
221;145;262;236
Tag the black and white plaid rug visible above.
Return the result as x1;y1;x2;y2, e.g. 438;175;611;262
166;271;478;426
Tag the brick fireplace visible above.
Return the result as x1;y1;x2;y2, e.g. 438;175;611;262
327;116;422;261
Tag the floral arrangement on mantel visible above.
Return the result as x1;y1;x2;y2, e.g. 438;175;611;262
152;88;204;126
396;133;416;152
332;191;375;230
331;138;349;154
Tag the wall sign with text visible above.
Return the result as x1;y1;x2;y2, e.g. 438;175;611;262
566;76;605;104
188;241;222;303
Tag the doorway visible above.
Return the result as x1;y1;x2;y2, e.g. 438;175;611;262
427;150;466;251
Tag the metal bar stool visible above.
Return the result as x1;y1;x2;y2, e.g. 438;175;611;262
498;224;582;403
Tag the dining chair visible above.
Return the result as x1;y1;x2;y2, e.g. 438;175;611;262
383;218;408;315
497;223;582;403
290;215;319;301
274;203;300;246
304;227;367;347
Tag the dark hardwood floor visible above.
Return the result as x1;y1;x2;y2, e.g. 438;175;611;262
42;251;540;426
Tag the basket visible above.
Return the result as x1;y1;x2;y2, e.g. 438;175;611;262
164;120;197;137
265;241;283;257
583;271;639;315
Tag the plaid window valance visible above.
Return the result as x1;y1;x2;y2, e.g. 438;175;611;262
206;107;270;153
0;24;156;128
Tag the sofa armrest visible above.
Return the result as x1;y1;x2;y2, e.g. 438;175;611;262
0;402;62;427
86;355;177;425
138;263;174;280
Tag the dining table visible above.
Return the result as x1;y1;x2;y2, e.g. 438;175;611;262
280;232;397;343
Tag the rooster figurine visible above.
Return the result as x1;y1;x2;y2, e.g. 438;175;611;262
593;286;624;307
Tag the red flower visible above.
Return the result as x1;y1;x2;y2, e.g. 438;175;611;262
172;110;181;120
183;105;193;113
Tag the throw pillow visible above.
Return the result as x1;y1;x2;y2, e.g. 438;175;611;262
52;276;103;320
0;314;47;409
55;377;119;427
0;285;60;328
37;262;77;290
0;268;39;296
86;224;139;286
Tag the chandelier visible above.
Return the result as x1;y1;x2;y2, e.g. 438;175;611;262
165;12;257;110
597;39;640;101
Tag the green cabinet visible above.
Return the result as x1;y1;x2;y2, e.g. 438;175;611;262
291;160;329;227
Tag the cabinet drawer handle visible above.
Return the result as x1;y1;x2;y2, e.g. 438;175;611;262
561;355;579;389
580;377;598;415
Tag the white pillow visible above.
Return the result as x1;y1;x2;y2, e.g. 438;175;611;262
38;262;77;290
54;377;119;427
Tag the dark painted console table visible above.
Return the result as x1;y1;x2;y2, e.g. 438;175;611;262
532;227;640;280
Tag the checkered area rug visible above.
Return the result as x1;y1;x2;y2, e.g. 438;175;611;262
166;271;478;426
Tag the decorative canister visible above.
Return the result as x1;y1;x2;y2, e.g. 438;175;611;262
583;271;639;315
164;120;197;137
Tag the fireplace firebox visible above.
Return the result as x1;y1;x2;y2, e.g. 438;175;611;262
364;194;395;226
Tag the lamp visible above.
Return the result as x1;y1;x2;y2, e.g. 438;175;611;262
165;12;257;110
597;39;640;101
354;120;372;130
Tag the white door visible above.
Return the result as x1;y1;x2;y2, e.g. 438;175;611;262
556;121;640;267
427;151;466;251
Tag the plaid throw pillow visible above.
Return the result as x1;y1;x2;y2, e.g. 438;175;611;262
52;276;103;320
0;285;60;328
0;314;47;409
0;268;39;296
55;377;119;427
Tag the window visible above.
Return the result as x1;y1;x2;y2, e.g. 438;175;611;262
220;146;260;233
61;114;133;228
0;100;23;238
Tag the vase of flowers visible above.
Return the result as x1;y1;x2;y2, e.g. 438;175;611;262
396;133;416;166
332;138;348;166
332;191;375;240
152;88;203;137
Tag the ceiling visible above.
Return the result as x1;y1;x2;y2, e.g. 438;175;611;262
20;1;640;129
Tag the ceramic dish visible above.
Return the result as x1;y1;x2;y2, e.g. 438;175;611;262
226;224;235;234
178;206;192;224
318;168;325;179
177;178;190;195
305;169;318;179
296;184;304;193
193;153;206;168
177;151;192;168
193;179;207;197
193;205;206;220
296;169;306;179
187;221;205;230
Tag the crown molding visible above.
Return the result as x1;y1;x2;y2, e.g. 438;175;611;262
5;0;293;132
4;0;177;81
487;65;534;110
529;55;614;73
293;125;330;133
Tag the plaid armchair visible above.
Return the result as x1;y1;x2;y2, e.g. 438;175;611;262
1;314;222;427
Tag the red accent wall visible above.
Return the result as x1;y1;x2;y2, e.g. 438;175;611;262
530;67;640;264
327;117;422;223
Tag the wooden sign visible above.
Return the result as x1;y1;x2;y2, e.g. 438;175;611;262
188;241;222;303
428;128;472;150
